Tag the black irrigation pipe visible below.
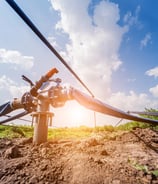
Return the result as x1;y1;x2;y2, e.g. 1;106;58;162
5;0;95;98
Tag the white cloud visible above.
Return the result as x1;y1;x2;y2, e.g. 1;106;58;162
107;90;158;111
48;36;58;48
146;66;158;78
47;1;158;125
127;78;136;83
0;49;34;70
146;67;158;97
123;5;141;27
49;0;127;98
140;33;152;49
149;85;158;98
0;75;29;102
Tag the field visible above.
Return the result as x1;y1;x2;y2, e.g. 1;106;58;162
0;122;158;183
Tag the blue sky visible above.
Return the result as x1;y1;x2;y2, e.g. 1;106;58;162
0;0;158;127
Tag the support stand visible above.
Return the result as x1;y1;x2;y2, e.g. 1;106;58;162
31;97;54;144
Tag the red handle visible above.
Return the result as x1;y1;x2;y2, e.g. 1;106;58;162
30;67;59;97
45;68;58;79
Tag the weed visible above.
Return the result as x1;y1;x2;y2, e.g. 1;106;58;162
128;158;158;177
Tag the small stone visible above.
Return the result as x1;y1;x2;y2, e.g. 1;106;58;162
94;158;103;164
62;142;73;147
19;137;32;145
4;145;21;159
29;175;39;183
100;149;109;156
112;179;120;184
5;141;12;146
146;174;152;181
40;164;48;171
40;148;48;157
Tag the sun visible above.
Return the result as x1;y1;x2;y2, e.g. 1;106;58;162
71;107;84;122
64;101;89;127
70;106;85;123
54;101;94;127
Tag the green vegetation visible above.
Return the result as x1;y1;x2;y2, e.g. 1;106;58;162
143;108;158;120
0;125;33;138
0;125;94;139
48;126;93;139
0;125;113;139
128;159;158;177
116;121;153;131
115;108;158;131
0;120;157;140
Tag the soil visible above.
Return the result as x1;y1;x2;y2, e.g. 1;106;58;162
1;128;158;184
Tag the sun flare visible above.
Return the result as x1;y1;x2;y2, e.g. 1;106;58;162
69;106;85;123
53;101;95;127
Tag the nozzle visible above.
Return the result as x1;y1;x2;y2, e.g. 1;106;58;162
45;68;58;79
30;67;58;97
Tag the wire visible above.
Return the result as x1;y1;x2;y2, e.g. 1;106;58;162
0;111;29;124
114;118;123;127
4;114;31;123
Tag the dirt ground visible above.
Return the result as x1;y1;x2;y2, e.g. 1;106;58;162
0;128;158;184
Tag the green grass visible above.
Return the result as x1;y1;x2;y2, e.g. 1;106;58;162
0;125;33;138
116;121;155;131
0;121;157;140
47;126;93;140
0;125;94;139
128;158;158;177
0;124;113;139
